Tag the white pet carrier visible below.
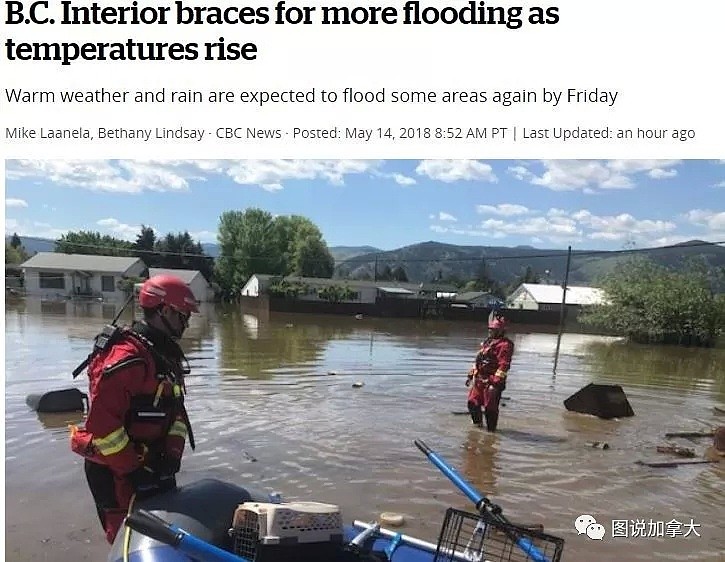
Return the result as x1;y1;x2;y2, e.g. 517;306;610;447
230;501;344;562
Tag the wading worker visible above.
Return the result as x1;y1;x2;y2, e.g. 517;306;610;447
70;275;198;543
465;314;514;432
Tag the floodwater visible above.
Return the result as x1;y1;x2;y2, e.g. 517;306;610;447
4;298;725;562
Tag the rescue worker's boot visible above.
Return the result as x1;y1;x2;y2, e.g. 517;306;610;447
484;409;499;432
467;400;483;428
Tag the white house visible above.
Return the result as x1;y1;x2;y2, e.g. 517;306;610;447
21;253;147;301
148;268;214;302
507;283;607;311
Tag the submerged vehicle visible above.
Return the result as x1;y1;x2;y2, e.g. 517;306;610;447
111;441;565;562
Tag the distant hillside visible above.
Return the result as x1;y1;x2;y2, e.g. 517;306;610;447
329;245;382;263
5;235;55;255
333;240;725;289
201;243;219;258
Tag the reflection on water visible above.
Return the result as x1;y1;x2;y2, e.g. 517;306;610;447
5;299;725;561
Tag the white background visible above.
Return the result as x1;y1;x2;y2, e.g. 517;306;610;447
0;0;724;158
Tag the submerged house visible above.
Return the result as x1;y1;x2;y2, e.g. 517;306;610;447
21;252;147;301
507;283;606;312
148;268;214;303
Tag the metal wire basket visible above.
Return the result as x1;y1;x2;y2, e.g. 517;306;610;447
433;508;565;562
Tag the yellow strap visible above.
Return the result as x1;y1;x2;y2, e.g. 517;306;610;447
92;426;130;456
122;493;137;562
495;369;508;379
152;383;164;407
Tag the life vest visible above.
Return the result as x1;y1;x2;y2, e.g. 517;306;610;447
70;327;194;472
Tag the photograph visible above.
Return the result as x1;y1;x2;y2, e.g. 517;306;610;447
4;158;725;562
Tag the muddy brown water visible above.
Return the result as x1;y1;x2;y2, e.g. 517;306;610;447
4;299;725;561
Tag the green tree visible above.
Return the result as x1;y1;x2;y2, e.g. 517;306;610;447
377;264;393;281
318;284;357;303
55;231;134;256
579;256;723;346
134;225;159;265
268;279;311;298
216;209;282;295
10;233;22;249
216;208;334;296
294;236;334;277
5;243;26;264
391;265;409;282
155;231;213;280
274;215;334;277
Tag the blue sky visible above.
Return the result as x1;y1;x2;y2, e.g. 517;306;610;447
4;159;725;251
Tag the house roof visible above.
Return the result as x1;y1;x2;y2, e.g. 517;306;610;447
149;268;205;285
454;291;499;302
21;252;143;274
514;283;606;305
248;274;457;293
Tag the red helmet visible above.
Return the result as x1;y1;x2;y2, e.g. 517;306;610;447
138;275;199;314
488;316;507;330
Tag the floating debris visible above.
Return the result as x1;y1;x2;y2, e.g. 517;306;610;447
589;441;610;450
352;382;364;388
656;445;695;458
379;512;405;527
664;431;715;439
636;459;718;468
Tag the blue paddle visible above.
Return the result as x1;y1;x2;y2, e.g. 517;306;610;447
125;509;250;562
414;439;550;562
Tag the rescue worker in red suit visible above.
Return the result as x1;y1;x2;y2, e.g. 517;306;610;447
70;275;198;544
466;315;514;432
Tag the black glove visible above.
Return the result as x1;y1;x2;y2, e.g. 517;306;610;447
161;455;181;476
144;451;181;477
127;466;158;494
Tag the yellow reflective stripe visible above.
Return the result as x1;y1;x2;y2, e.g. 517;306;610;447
92;427;130;456
168;420;187;439
172;384;182;398
153;383;164;407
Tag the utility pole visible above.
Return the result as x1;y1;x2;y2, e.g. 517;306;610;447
374;254;378;282
553;245;572;375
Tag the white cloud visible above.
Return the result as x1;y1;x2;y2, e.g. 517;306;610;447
508;160;681;191
6;160;192;193
684;209;725;232
223;160;377;190
3;219;67;240
429;205;681;246
416;160;497;183
574;210;677;240
476;203;530;216
437;212;457;222
5;159;380;192
6;198;28;208
189;230;218;244
648;168;677;179
96;218;141;241
391;173;416;186
714;181;725;188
